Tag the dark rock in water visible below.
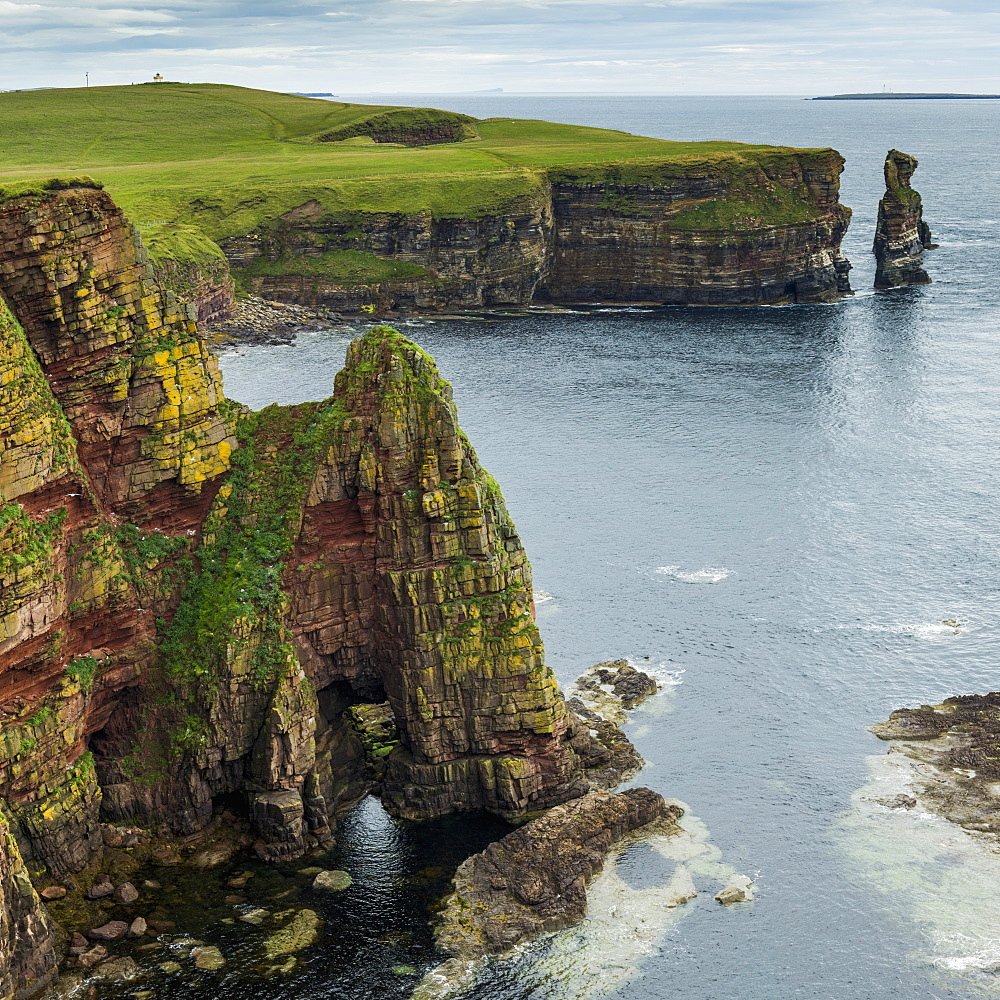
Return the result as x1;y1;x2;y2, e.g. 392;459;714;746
434;788;682;957
191;945;226;970
88;920;128;942
87;956;139;982
872;692;1000;834
873;149;935;288
869;705;953;740
564;702;646;789
593;660;659;709
114;881;139;905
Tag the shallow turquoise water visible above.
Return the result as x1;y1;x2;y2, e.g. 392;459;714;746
212;96;1000;999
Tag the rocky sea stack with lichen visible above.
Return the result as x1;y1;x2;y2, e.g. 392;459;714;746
873;149;936;288
0;183;642;997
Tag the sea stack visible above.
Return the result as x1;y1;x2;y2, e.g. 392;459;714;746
873;149;936;288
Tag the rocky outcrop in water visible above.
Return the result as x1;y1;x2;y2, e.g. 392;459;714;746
871;692;1000;832
873;149;935;288
221;150;852;309
0;183;629;997
434;788;681;958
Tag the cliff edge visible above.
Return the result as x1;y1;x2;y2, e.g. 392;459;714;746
0;185;622;996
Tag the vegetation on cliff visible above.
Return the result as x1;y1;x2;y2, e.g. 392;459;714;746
0;83;838;241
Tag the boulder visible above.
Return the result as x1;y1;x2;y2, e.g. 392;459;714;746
39;886;66;901
715;876;755;904
88;920;128;942
114;881;139;905
127;916;147;938
76;945;108;969
85;877;115;900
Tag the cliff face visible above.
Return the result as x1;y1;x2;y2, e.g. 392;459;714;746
873;149;934;288
0;186;617;996
221;149;852;309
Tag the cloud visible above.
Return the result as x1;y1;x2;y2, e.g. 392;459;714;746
0;0;998;94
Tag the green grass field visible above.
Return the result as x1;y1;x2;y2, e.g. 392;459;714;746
0;83;837;285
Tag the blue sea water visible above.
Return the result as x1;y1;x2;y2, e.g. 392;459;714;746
214;96;1000;1000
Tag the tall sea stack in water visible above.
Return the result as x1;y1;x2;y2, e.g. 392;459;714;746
873;149;936;288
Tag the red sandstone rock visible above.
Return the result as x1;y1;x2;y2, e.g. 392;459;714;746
77;944;108;968
114;882;139;905
39;885;66;901
88;920;128;942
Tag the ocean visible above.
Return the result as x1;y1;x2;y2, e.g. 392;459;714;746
210;95;1000;1000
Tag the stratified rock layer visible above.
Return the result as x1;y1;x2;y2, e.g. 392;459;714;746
1;805;57;1000
434;788;681;958
0;184;624;996
222;150;852;309
873;149;935;288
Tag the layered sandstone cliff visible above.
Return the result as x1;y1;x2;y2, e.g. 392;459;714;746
873;149;935;288
0;184;626;997
222;149;852;309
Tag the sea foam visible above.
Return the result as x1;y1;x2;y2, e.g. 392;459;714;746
656;565;731;585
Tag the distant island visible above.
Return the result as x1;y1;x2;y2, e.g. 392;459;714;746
812;92;1000;100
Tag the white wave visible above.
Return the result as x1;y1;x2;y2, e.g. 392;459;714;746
532;590;555;605
835;620;963;638
626;658;685;688
656;565;731;585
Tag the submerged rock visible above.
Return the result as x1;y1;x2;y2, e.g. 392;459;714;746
434;788;681;957
263;908;322;958
873;149;935;288
237;907;269;925
87;957;139;983
312;869;352;891
191;945;226;970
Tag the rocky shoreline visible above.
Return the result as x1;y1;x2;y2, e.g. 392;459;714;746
201;296;348;346
871;692;1000;833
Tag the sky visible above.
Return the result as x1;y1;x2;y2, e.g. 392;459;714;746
1;0;999;95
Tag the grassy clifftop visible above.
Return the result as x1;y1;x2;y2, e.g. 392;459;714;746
0;83;836;240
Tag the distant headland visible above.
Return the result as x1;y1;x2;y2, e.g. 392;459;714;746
812;92;1000;100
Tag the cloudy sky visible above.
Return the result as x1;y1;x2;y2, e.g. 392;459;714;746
2;0;999;95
